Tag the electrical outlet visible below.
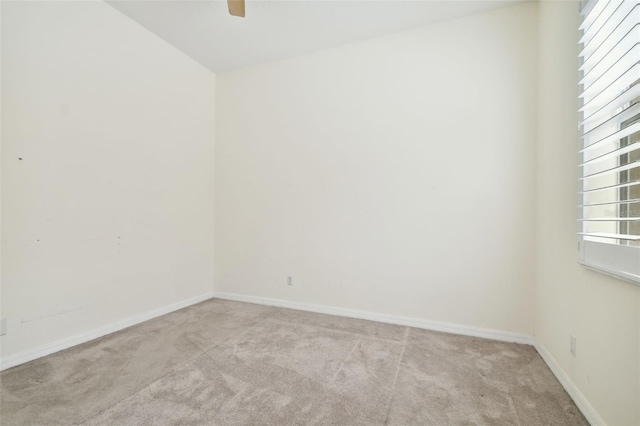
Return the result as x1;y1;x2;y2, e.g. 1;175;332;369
287;276;293;286
0;318;6;336
570;335;576;356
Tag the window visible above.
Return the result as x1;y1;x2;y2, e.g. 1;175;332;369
578;0;640;283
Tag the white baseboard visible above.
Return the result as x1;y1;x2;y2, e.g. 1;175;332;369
534;340;605;426
216;292;607;424
0;292;214;371
213;292;535;345
1;289;603;425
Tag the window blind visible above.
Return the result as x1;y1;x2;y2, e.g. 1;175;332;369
578;0;640;282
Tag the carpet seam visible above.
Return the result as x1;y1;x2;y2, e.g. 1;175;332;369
506;393;523;426
78;350;213;425
202;307;286;357
6;301;588;426
329;337;362;383
382;326;409;425
79;307;285;425
265;315;406;345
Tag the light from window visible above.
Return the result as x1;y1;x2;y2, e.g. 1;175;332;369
578;0;640;283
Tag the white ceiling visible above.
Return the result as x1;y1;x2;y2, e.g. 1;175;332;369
106;0;524;72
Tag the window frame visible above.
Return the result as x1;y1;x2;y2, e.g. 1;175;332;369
577;0;640;285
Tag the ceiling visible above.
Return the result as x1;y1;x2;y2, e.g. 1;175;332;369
106;0;524;72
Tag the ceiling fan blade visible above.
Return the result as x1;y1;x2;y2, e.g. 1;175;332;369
227;0;245;17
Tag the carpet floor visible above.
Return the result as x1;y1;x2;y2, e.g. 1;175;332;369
1;298;588;425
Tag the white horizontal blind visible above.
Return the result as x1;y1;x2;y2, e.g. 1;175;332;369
578;0;640;283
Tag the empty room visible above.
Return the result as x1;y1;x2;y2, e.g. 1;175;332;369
1;0;639;424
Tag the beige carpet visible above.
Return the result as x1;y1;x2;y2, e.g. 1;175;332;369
1;299;588;425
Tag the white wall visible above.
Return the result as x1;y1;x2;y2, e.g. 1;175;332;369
215;3;538;335
535;2;640;425
2;1;637;423
0;0;3;345
1;1;215;359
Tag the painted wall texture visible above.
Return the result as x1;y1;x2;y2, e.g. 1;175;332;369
215;3;538;335
1;1;216;358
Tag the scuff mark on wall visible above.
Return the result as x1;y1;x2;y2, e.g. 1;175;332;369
20;300;109;324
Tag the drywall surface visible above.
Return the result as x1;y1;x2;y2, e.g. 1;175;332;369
535;1;640;425
0;1;3;338
215;3;538;335
1;1;215;358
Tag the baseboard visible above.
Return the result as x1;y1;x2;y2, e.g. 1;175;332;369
0;289;602;424
213;292;535;345
534;340;605;426
0;292;214;371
